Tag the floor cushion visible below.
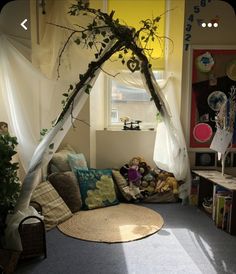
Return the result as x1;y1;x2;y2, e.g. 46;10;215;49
76;169;119;210
48;171;82;213
31;181;73;230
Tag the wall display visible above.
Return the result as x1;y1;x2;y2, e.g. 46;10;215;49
190;48;236;148
195;152;216;167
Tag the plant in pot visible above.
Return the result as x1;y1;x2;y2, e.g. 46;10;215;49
0;122;21;247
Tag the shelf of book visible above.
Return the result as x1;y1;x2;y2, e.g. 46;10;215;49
191;170;236;235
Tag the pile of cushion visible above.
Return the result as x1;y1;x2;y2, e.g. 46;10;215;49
31;145;180;230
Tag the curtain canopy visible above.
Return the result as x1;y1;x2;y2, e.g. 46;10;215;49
1;0;191;193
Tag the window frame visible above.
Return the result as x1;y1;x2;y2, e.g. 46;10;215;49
104;71;164;130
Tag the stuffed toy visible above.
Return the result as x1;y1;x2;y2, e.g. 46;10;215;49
155;176;179;194
143;173;155;182
138;161;150;177
128;157;142;187
120;164;129;180
165;177;179;194
158;171;173;181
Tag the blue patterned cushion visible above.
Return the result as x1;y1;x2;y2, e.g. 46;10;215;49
76;169;119;210
68;153;88;173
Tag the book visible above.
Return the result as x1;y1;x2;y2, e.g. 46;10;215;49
215;195;226;228
222;196;232;231
212;185;231;222
227;202;233;233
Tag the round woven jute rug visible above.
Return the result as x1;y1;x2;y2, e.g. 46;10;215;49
57;203;164;243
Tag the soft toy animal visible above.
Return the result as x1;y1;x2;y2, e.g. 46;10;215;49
158;171;173;181
128;157;142;187
138;161;150;177
155;176;179;194
120;164;129;180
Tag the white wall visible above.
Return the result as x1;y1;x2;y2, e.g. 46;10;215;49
96;130;157;169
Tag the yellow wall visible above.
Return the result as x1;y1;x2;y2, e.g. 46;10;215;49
108;0;166;69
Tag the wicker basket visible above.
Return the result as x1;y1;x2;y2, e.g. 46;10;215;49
18;216;47;260
202;202;213;214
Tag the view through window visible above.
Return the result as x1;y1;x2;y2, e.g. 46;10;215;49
107;71;164;129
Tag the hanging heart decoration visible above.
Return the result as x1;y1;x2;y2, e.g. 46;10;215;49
127;58;140;72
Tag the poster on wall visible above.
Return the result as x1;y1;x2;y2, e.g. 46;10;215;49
190;48;236;148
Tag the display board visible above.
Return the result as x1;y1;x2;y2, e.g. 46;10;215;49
190;48;236;148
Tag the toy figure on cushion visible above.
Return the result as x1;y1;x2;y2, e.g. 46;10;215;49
128;157;142;187
138;161;150;178
155;175;179;194
120;164;129;180
140;172;157;195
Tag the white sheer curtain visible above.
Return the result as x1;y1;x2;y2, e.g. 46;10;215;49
0;33;85;172
1;0;191;190
103;69;191;199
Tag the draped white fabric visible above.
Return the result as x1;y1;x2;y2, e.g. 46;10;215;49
0;1;191;191
0;33;87;172
1;0;192;250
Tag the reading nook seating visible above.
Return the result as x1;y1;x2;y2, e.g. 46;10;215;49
30;145;181;231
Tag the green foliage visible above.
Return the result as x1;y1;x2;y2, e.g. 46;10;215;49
85;84;92;94
61;84;74;108
0;134;20;220
40;128;48;138
66;1;168;74
55;0;171;123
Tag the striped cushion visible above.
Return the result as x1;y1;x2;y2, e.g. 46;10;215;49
31;181;73;230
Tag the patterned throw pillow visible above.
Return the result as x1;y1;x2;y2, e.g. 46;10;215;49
50;145;76;172
48;171;82;213
112;170;133;201
76;169;119;210
67;153;88;173
31;181;73;230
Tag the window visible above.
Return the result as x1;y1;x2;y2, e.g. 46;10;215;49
106;71;164;129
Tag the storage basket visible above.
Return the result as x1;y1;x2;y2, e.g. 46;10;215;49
202;202;213;214
18;215;47;260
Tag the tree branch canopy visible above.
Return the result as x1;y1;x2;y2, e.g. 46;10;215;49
14;0;173;213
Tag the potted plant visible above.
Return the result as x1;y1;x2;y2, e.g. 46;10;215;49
0;122;21;246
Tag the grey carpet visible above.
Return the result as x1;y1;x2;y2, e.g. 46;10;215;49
15;203;236;274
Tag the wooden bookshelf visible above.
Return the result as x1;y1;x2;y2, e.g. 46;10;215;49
192;170;236;235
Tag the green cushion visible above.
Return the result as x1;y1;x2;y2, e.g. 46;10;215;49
68;153;88;173
76;169;119;210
